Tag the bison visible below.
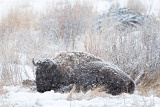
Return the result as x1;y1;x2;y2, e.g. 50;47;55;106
33;52;135;95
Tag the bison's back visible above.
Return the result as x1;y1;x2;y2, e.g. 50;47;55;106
53;52;102;73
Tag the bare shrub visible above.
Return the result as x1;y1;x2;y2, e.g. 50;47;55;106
38;1;94;51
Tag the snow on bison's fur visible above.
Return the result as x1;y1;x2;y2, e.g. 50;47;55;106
33;52;135;95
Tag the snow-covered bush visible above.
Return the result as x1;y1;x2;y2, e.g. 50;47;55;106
97;7;149;32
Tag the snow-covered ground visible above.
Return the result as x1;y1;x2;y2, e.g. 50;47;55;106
1;86;160;107
1;0;160;107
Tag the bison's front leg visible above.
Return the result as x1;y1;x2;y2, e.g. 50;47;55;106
36;79;52;93
75;73;101;93
55;84;74;93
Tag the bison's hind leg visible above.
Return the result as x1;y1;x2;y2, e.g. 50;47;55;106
126;81;135;94
107;87;122;95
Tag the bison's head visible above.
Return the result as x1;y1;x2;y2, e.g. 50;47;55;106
32;58;57;70
32;58;60;93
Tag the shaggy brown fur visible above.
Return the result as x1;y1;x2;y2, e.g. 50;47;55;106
33;52;135;95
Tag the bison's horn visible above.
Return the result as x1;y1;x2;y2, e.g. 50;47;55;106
32;58;37;66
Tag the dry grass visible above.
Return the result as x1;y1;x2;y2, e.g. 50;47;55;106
67;85;107;101
0;81;7;94
0;7;38;85
0;7;37;32
136;68;160;96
